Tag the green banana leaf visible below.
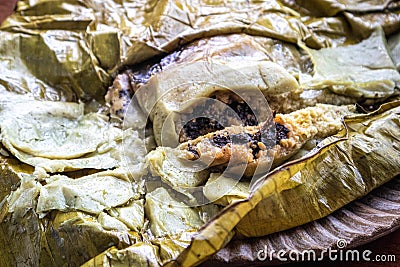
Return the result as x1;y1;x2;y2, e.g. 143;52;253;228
344;10;400;38
0;167;145;266
0;97;147;173
299;28;400;98
299;0;394;16
0;156;33;201
0;25;110;102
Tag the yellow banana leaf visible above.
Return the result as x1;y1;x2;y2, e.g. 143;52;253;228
169;100;400;266
1;0;399;104
297;0;394;16
1;1;400;267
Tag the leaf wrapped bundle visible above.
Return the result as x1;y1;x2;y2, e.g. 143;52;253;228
0;96;147;173
170;101;400;266
1;1;400;266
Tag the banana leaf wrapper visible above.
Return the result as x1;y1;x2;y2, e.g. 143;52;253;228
344;10;400;38
389;30;400;71
0;96;147;173
82;231;200;267
128;27;398;149
0;207;143;266
1;1;400;267
0;156;33;201
0;164;218;266
0;167;147;266
2;0;400;103
0;14;109;102
80;187;220;266
34;100;399;267
168;100;400;266
299;0;394;16
299;27;400;99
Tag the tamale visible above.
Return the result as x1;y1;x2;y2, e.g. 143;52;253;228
170;100;400;266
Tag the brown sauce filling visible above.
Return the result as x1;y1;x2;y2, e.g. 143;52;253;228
212;132;262;158
180;117;224;142
204;122;289;159
275;122;290;143
179;91;291;160
179;91;258;142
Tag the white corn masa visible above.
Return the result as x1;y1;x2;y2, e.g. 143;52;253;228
273;103;356;165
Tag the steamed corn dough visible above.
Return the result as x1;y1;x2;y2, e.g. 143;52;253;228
0;97;146;172
134;60;299;146
130;28;400;148
171;101;400;267
147;104;356;190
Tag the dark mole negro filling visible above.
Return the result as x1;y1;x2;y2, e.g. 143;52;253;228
179;91;290;156
275;123;290;143
209;123;289;158
179;91;259;142
181;117;224;141
187;144;200;158
212;132;263;159
186;122;289;160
